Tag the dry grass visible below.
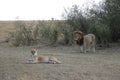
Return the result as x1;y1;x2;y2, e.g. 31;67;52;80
0;20;64;35
0;21;38;43
0;21;16;35
0;21;38;36
0;21;120;80
0;43;120;80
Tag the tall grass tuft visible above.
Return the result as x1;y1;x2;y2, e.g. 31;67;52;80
9;21;35;46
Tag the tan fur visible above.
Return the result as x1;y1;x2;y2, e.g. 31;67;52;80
29;49;61;64
74;31;95;53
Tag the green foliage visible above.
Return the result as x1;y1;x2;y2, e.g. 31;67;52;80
89;0;120;42
61;24;73;45
9;21;60;46
10;22;34;46
37;21;59;44
50;29;58;43
63;5;88;33
89;24;111;47
104;0;120;41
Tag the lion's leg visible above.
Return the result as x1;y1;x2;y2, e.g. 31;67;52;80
31;57;38;64
80;46;83;53
91;41;95;53
83;42;86;53
92;44;95;53
49;58;61;64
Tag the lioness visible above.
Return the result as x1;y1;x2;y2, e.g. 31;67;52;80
28;48;61;64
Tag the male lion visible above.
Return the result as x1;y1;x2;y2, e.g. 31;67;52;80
28;48;61;64
73;31;95;53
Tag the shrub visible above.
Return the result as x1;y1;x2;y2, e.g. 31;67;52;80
60;24;74;45
9;21;35;46
9;21;60;46
89;24;111;47
37;21;59;44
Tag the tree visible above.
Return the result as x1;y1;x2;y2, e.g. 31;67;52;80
62;5;88;33
89;0;120;42
104;0;120;41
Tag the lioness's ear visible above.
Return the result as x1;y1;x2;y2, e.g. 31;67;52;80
31;49;34;54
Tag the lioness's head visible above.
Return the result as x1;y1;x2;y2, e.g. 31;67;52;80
31;48;38;56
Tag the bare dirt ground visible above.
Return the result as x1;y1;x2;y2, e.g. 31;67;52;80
0;41;120;80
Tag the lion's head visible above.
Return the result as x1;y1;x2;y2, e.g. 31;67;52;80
73;31;84;45
31;48;38;56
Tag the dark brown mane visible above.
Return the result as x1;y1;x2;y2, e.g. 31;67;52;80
73;31;84;38
76;38;84;45
73;31;84;45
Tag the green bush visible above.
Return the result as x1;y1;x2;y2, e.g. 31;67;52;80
38;21;59;44
60;24;74;45
89;24;111;47
9;21;60;46
9;21;35;46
